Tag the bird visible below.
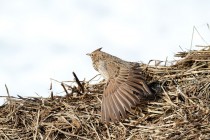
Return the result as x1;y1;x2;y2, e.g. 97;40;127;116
87;48;155;123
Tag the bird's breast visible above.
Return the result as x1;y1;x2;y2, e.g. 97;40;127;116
97;60;110;81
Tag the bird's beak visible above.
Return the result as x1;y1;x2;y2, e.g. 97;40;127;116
86;53;91;56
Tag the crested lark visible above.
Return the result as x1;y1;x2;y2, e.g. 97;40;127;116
87;48;154;123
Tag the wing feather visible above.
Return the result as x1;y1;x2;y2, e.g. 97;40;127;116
114;90;131;114
101;66;153;123
110;93;123;120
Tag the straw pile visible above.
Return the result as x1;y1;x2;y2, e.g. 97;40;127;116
0;46;210;140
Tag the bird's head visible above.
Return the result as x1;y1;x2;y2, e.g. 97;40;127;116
86;47;102;59
86;47;103;71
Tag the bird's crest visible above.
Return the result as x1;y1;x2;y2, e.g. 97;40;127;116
86;47;102;56
93;47;102;52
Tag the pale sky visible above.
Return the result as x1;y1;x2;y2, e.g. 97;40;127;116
1;0;210;105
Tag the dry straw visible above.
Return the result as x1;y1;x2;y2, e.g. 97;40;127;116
0;46;210;139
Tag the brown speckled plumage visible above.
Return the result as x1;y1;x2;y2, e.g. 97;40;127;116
87;48;153;123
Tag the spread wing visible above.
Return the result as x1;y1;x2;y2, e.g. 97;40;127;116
101;66;153;123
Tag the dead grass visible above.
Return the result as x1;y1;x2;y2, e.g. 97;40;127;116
0;46;210;140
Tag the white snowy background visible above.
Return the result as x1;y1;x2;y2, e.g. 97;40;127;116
1;0;210;105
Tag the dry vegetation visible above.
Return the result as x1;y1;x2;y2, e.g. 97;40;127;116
0;46;210;140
